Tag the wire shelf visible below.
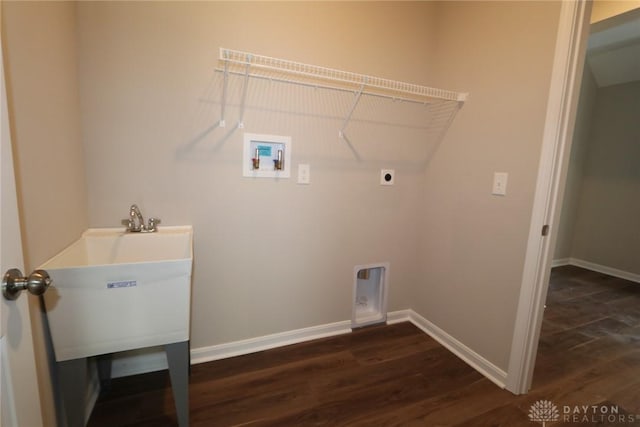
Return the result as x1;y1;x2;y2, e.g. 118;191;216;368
219;48;467;104
212;47;467;144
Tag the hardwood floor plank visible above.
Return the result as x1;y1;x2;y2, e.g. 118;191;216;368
189;352;355;426
406;379;518;426
249;373;438;426
453;403;530;427
88;385;177;427
350;332;442;365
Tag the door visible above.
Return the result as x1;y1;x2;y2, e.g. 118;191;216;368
0;35;44;427
506;1;591;393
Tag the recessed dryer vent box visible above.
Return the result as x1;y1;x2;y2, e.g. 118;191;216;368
243;133;291;178
352;263;389;328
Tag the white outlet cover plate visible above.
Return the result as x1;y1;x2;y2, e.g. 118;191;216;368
297;163;310;184
492;172;508;195
380;169;395;185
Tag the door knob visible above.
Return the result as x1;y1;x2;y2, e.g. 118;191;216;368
2;268;52;300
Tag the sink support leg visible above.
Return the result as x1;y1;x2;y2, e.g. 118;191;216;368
165;341;190;427
97;353;113;394
57;357;87;427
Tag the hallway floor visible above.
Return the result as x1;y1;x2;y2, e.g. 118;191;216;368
87;265;640;426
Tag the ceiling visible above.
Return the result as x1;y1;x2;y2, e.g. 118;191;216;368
587;7;640;87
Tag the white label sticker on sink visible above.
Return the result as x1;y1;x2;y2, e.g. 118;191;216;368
107;280;137;289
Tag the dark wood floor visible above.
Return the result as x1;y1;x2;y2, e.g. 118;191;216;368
87;266;640;426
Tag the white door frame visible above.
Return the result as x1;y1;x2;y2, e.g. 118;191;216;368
506;0;592;394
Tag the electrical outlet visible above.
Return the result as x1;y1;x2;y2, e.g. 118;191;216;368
297;164;310;184
492;172;508;196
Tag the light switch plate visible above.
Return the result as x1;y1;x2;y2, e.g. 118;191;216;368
492;172;508;196
297;164;310;184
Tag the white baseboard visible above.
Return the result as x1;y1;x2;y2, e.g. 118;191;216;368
110;310;506;391
404;310;507;389
553;258;640;284
386;309;412;324
191;320;352;365
551;258;570;267
111;320;352;378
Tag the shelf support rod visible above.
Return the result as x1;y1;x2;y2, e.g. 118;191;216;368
237;58;251;129
219;60;229;128
339;81;366;139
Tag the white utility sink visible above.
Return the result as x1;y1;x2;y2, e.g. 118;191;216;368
41;226;193;361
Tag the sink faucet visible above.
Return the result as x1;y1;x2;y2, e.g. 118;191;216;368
122;204;161;232
130;204;145;231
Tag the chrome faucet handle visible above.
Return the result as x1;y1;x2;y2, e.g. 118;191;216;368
122;218;142;232
147;218;161;232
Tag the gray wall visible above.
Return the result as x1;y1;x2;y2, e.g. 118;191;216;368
555;67;640;276
75;1;438;348
569;80;640;274
414;1;561;370
555;66;599;260
2;1;88;276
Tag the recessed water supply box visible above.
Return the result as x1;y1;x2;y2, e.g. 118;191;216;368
352;263;389;328
243;133;291;178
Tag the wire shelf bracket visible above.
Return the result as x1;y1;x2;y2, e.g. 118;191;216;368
219;60;229;128
339;82;366;140
216;47;468;141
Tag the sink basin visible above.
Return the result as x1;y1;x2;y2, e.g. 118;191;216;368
41;226;193;361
